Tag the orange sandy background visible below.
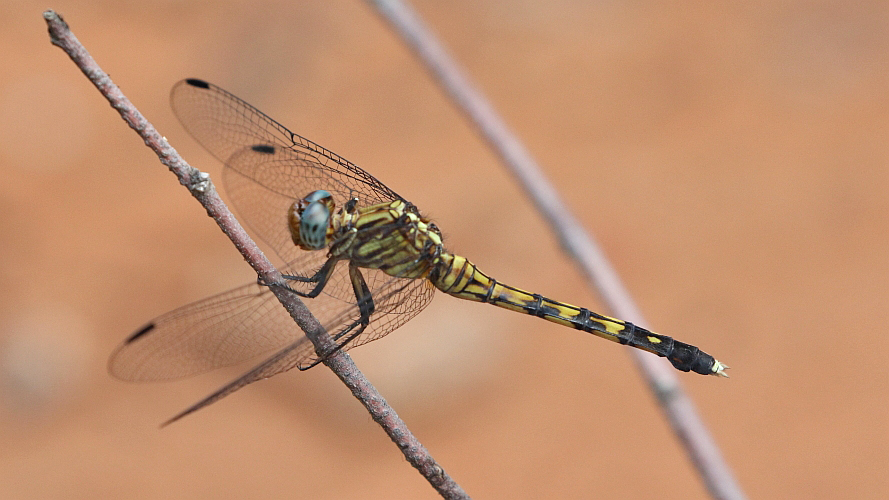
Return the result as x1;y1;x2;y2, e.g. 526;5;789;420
1;1;887;498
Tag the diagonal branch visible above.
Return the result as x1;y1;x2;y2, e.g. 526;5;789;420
365;1;746;499
43;10;468;500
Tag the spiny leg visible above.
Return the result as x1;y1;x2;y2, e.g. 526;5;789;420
300;262;376;369
275;256;339;298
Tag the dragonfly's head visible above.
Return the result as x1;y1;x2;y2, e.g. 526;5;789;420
289;190;335;250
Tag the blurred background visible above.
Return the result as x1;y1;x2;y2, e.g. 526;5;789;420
2;1;887;498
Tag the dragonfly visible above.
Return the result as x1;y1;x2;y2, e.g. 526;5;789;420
109;79;727;424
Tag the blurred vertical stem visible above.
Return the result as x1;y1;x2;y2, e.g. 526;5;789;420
365;1;745;499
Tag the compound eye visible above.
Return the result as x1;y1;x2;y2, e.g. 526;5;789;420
303;190;332;204
299;201;331;249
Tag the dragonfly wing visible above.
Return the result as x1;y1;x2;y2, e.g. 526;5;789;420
110;270;435;377
220;144;358;276
158;271;435;423
170;79;405;276
162;336;308;426
108;283;307;382
342;271;437;353
291;269;438;368
170;78;401;205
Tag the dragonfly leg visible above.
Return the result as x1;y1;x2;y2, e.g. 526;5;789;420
298;263;375;369
272;257;339;298
329;263;374;344
350;262;376;319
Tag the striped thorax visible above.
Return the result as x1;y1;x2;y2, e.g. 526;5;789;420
289;191;445;280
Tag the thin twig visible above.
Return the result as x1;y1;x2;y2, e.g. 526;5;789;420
366;1;746;499
43;10;468;500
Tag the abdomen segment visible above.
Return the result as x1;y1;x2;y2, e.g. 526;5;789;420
432;253;727;376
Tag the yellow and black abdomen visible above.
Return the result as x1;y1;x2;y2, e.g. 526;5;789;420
432;252;725;376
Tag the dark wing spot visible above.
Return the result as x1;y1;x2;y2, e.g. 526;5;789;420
251;144;276;154
185;78;210;89
125;322;156;343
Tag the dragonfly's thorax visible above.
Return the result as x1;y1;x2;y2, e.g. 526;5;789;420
339;199;444;279
289;193;444;279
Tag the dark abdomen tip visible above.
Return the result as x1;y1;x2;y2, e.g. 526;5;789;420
667;340;717;375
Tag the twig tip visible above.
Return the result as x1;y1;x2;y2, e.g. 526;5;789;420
43;9;65;24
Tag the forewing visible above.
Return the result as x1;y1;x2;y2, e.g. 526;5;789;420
170;79;402;247
219;144;358;277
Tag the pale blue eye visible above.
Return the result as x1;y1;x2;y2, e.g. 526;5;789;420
304;190;332;204
299;201;330;249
